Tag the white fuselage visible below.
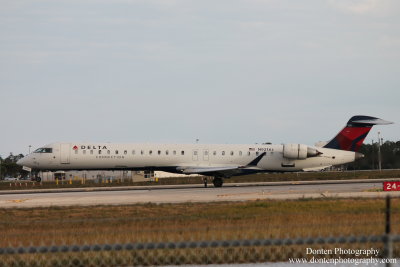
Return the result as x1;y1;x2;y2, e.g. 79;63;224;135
18;142;357;175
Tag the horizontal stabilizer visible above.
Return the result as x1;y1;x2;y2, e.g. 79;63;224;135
347;116;393;126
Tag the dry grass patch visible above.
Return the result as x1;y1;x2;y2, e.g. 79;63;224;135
1;198;400;265
1;198;398;248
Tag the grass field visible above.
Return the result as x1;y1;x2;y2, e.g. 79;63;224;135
1;169;400;191
2;198;398;247
1;198;399;265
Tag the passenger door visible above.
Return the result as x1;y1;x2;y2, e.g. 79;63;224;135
192;150;198;161
203;149;209;161
60;143;71;164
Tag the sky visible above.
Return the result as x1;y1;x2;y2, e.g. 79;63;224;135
0;0;399;157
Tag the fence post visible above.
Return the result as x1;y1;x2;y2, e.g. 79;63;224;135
384;195;392;267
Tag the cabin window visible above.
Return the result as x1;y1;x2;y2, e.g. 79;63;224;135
158;150;161;155
181;150;184;155
166;150;169;155
149;150;153;155
239;151;242;156
247;151;251;156
173;150;176;155
194;151;198;155
98;150;102;155
83;150;86;155
141;150;144;155
222;151;225;156
115;150;119;155
33;148;53;153
230;151;234;156
90;150;93;155
107;150;110;155
256;152;259;156
124;150;127;155
213;151;216;156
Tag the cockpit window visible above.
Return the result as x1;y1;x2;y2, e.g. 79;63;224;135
33;148;53;153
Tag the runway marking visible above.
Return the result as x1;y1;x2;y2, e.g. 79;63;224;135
8;199;30;203
217;192;260;197
363;188;383;192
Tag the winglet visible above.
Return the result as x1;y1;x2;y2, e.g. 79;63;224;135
246;152;266;167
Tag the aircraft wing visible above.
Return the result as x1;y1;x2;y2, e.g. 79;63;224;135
176;152;267;177
179;166;240;174
177;165;263;177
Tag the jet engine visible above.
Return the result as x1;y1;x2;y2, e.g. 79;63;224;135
283;144;321;160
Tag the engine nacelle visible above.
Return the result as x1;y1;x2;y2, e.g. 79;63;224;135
283;144;321;160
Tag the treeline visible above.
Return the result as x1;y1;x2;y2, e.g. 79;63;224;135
1;141;400;179
0;154;24;179
348;140;400;170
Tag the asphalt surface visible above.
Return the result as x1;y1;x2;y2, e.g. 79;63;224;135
1;179;400;208
1;178;399;195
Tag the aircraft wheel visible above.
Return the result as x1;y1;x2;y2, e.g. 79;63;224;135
213;177;223;187
35;177;42;183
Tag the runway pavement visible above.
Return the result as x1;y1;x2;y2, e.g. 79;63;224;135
1;179;400;208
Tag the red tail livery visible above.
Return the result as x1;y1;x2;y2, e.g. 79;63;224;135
324;115;393;152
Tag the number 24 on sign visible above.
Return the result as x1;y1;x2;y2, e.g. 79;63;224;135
383;181;400;191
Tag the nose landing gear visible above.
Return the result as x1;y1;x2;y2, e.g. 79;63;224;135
203;177;208;188
31;172;41;183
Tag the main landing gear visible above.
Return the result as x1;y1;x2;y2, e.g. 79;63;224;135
212;177;223;188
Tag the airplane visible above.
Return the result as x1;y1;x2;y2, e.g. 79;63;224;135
17;115;392;187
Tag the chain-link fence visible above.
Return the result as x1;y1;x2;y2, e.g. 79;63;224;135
1;196;399;266
0;235;399;266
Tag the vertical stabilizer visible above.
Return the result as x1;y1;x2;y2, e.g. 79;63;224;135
323;115;393;152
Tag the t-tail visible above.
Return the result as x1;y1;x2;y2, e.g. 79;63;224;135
323;115;393;152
